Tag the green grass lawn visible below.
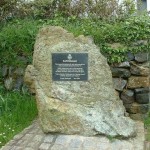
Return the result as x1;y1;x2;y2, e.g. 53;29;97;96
0;87;37;148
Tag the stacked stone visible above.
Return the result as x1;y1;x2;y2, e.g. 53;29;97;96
111;52;150;120
1;65;25;91
0;56;29;91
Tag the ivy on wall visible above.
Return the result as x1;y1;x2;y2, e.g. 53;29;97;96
0;13;149;66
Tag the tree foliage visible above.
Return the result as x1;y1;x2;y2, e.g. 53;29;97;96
0;0;136;22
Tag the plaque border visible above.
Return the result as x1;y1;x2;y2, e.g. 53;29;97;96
52;52;88;81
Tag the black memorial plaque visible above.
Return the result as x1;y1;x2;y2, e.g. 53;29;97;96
52;53;88;81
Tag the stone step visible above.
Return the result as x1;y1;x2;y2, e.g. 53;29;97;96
144;141;150;150
0;120;145;150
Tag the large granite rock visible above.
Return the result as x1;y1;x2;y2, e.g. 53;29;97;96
24;26;136;138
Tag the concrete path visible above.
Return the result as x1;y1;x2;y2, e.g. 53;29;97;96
0;120;146;150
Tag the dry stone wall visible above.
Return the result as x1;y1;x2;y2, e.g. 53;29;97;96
0;56;29;92
0;66;25;91
111;52;150;120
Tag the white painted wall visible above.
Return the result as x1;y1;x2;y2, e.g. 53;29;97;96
121;0;149;12
24;0;150;12
147;0;150;11
118;0;137;4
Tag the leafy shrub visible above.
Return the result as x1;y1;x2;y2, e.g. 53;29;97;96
49;14;149;62
0;19;40;66
0;0;136;22
0;13;149;65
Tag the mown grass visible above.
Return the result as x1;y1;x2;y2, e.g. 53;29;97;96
0;87;37;148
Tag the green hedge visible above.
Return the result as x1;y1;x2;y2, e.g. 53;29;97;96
0;14;149;66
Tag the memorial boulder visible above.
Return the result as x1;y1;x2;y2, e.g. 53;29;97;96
24;26;136;137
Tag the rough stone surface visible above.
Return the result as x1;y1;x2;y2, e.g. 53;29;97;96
4;77;13;90
139;104;149;114
14;67;24;76
24;65;37;94
135;52;149;63
24;26;135;138
130;61;149;76
17;56;28;65
135;87;149;94
125;103;139;114
118;61;130;68
129;113;144;121
135;93;149;104
1;65;26;91
8;66;14;76
127;76;150;89
0;120;145;150
110;61;130;69
132;40;148;46
113;78;127;91
121;89;134;104
135;88;150;104
125;102;149;114
111;61;130;68
111;67;131;78
13;77;23;91
2;65;8;77
127;52;134;61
